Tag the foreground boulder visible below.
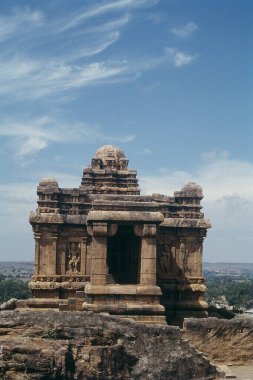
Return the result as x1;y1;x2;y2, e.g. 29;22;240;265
0;298;17;311
0;310;223;380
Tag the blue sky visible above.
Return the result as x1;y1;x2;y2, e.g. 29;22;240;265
0;0;252;262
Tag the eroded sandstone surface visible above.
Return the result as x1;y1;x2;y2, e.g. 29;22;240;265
0;310;223;380
183;317;253;365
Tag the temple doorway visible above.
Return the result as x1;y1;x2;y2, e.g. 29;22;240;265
107;225;140;284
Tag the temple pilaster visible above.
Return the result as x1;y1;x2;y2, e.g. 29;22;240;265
87;223;117;286
33;231;41;275
134;224;157;286
80;237;88;275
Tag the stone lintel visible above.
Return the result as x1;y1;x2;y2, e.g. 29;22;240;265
88;194;153;202
87;222;117;237
160;217;211;229
87;210;164;224
92;199;160;210
63;215;87;224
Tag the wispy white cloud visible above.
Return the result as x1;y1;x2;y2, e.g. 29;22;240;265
61;32;121;61
165;47;198;67
201;150;230;161
0;47;197;100
0;116;135;159
0;3;197;102
0;57;128;99
0;55;39;84
84;15;131;35
138;81;160;93
138;147;152;155
170;22;198;38
0;4;144;100
0;7;44;42
0;4;135;100
58;0;157;31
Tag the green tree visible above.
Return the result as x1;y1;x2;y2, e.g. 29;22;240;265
0;280;31;303
206;277;253;309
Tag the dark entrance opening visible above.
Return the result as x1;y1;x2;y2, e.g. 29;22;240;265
107;225;140;284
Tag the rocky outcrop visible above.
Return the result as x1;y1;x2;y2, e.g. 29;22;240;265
0;310;223;380
0;299;17;311
183;317;253;365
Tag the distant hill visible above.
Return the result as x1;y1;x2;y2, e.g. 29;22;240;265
0;261;33;267
204;262;253;271
204;262;253;267
203;262;253;279
0;262;33;281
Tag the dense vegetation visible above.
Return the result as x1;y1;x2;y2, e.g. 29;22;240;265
0;280;31;303
205;276;253;310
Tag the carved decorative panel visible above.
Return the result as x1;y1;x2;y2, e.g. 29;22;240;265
66;242;81;273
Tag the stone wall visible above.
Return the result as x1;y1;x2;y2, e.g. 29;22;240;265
0;310;223;380
183;317;253;365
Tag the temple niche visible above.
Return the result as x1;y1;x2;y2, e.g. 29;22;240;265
29;145;211;325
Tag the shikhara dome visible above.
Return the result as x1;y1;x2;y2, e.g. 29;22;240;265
93;145;127;167
181;182;203;196
39;177;58;186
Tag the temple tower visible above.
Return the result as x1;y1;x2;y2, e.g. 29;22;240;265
29;145;211;325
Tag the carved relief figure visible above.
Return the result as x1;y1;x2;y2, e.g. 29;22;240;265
69;205;79;215
180;243;190;276
157;244;171;276
67;242;80;273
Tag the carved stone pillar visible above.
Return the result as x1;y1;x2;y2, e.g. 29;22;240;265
49;236;58;275
134;224;157;286
45;226;58;275
81;237;88;275
179;237;187;275
170;239;178;276
33;232;41;275
197;237;204;277
86;242;92;276
60;239;67;275
88;223;117;286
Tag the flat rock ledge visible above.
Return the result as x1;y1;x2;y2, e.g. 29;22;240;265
0;310;224;380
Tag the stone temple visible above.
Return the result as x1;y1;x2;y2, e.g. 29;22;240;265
29;145;211;325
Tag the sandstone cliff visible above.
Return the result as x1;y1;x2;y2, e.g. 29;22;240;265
0;310;223;380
